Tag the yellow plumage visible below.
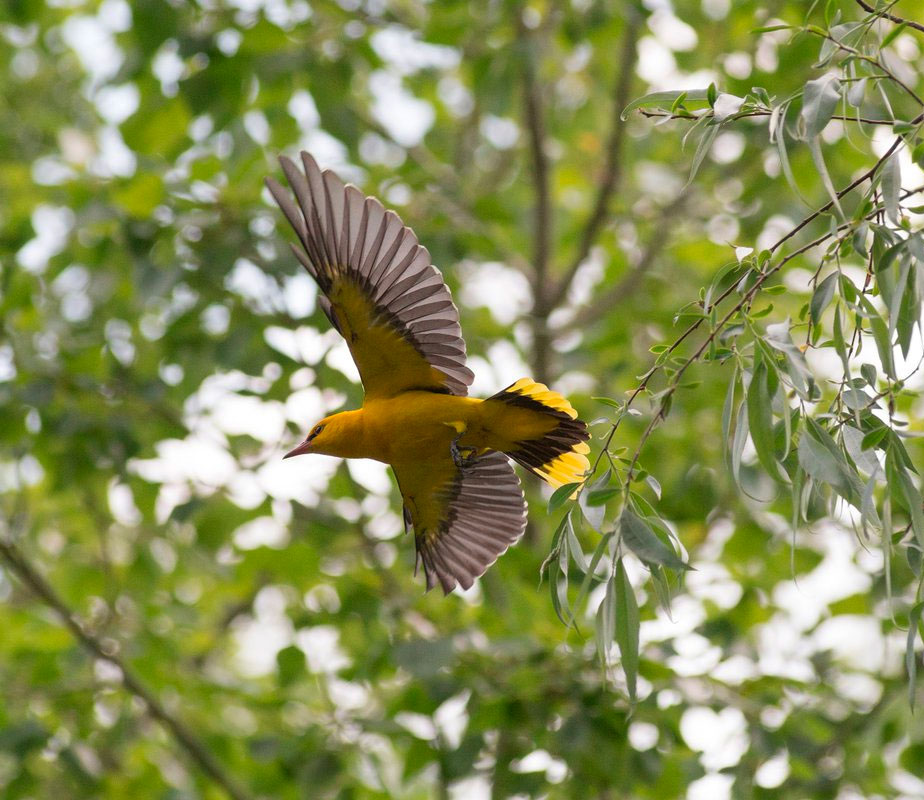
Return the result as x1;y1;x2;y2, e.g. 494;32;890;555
268;152;590;593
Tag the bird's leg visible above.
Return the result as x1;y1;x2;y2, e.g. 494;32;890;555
450;434;478;469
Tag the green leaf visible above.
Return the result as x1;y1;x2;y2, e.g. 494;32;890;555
613;559;639;703
881;21;909;49
847;77;867;107
798;419;861;504
801;75;841;139
596;573;616;666
685;121;720;187
620;510;690;571
890;452;924;550
548;482;581;513
882;152;902;224
571;531;616;628
586;486;621;507
808;136;844;219
810;273;838;325
907;601;924;711
731;399;748;487
861;297;897;379
566;514;589;573
747;358;787;482
621;89;710;120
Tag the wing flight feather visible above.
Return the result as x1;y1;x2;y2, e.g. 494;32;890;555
266;152;473;397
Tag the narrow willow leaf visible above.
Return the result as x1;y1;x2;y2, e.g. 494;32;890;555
586;486;622;507
593;396;624;410
847;77;867;107
811;273;838;325
881;21;909;49
907;601;924;711
808;136;844;219
548;482;582;513
889;255;912;353
747;359;787;482
800;419;862;505
570;531;616;628
620;510;690;571
801;75;841;138
842;424;881;476
596;575;616;665
882;152;901;224
792;463;804;531
566;513;589;573
722;367;738;468
614;559;640;702
772;102;808;203
766;318;813;398
862;471;882;535
621;88;710;120
852;222;869;257
866;302;897;380
539;516;567;587
897;259;920;358
731;399;748;487
685;122;720;187
649;564;674;618
894;458;924;550
547;556;568;626
833;306;851;378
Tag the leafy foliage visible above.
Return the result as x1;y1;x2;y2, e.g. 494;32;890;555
1;0;924;798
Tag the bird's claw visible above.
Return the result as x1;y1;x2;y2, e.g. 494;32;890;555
450;436;477;469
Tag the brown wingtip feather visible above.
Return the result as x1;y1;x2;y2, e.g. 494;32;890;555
411;452;527;595
267;150;475;397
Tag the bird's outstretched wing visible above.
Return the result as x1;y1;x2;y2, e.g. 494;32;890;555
394;452;527;594
266;152;474;398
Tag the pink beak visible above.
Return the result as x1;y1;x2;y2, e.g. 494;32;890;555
283;440;313;459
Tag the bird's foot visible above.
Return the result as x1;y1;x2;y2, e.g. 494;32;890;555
450;437;477;469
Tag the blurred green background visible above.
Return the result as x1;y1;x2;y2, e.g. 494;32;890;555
2;0;924;797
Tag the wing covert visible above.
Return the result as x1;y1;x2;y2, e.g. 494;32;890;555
394;452;527;594
266;152;474;398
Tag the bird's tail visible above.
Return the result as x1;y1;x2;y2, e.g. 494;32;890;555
485;378;590;488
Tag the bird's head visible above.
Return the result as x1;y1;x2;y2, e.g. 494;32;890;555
283;410;362;459
284;416;334;459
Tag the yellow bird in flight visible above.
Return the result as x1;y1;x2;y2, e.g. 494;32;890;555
266;152;590;593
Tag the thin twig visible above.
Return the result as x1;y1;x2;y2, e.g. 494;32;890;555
548;13;641;310
595;124;916;481
640;109;899;125
855;0;924;34
0;535;253;800
808;28;924;106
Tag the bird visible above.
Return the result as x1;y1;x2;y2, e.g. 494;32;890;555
265;152;590;594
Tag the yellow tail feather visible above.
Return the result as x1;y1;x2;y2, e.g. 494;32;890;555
489;378;590;488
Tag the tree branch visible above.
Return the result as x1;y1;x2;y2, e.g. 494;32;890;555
548;13;641;310
591;128;915;478
518;19;551;302
517;11;554;382
855;0;924;34
0;534;253;800
563;191;687;331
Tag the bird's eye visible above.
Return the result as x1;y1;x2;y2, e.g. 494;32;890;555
310;424;325;439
